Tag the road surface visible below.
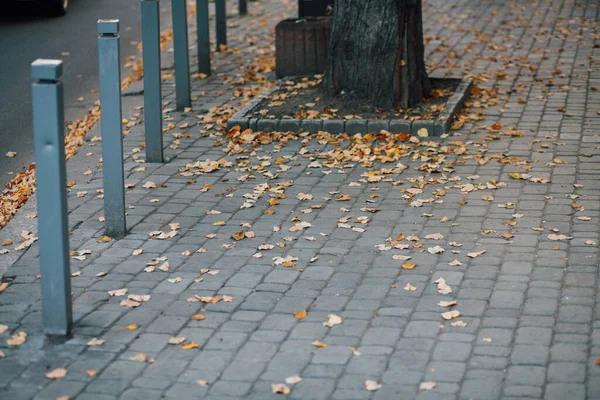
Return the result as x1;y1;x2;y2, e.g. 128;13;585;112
0;0;170;189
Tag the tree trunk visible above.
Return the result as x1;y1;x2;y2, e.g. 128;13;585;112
323;0;430;109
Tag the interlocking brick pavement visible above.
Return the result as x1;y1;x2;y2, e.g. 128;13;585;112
1;0;600;399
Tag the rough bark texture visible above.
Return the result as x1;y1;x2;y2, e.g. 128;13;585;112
323;0;430;109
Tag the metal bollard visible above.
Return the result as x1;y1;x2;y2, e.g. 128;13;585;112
141;0;164;163
215;0;227;51
31;59;72;336
239;0;247;16
172;0;191;110
196;0;211;75
98;20;127;239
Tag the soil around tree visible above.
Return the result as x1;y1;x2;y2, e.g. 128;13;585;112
244;76;459;122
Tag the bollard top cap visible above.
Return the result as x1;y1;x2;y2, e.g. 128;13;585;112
98;19;120;35
31;59;63;81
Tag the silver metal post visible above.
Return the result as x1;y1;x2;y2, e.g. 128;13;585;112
141;0;164;163
172;0;191;110
31;59;72;336
215;0;227;51
196;0;211;75
98;19;127;239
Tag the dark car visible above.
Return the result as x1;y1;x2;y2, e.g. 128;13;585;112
14;0;68;16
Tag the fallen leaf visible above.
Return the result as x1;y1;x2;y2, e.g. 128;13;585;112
168;336;186;345
96;235;112;243
402;263;417;270
196;380;209;387
0;324;8;334
293;310;307;320
467;250;486;258
365;380;382;391
86;338;105;347
191;314;206;321
132;249;143;256
448;259;463;267
323;314;343;328
312;340;327;348
46;368;67;379
7;331;26;346
438;300;457;307
0;282;9;293
271;383;291;395
441;310;461;320
451;320;467;327
126;323;139;331
404;283;417;291
434;278;452;295
86;370;98;377
286;376;303;385
419;381;436;391
129;353;147;362
427;246;445;254
548;234;572;241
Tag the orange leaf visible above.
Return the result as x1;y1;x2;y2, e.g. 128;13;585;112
293;310;307;320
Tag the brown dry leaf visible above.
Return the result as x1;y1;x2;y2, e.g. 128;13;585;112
86;370;98;377
142;181;157;189
120;299;141;308
222;295;234;302
434;278;452;295
132;249;143;256
548;234;572;241
467;250;486;258
293;310;307;320
86;338;105;347
441;310;461;320
0;324;8;334
96;272;107;277
448;259;463;267
196;380;209;387
438;300;457;307
1;240;12;246
419;381;436;391
312;340;327;348
365;380;382;391
7;331;26;346
231;231;246;241
0;282;8;293
191;314;206;321
271;383;291;395
323;314;344;328
296;193;313;201
285;376;303;385
402;263;417;270
451;320;468;327
336;194;352;201
424;233;444;240
46;368;67;379
595;357;600;366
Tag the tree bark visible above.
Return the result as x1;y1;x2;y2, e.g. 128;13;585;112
323;0;430;109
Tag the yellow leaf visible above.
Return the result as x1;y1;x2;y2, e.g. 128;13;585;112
181;341;199;350
126;323;139;331
231;231;246;241
96;235;112;243
312;340;327;348
402;263;417;270
293;310;307;320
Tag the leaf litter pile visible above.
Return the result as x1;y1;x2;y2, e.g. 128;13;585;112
1;0;599;395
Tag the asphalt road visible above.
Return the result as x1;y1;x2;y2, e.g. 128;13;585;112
0;0;171;189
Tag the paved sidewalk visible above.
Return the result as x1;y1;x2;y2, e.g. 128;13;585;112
1;0;600;399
